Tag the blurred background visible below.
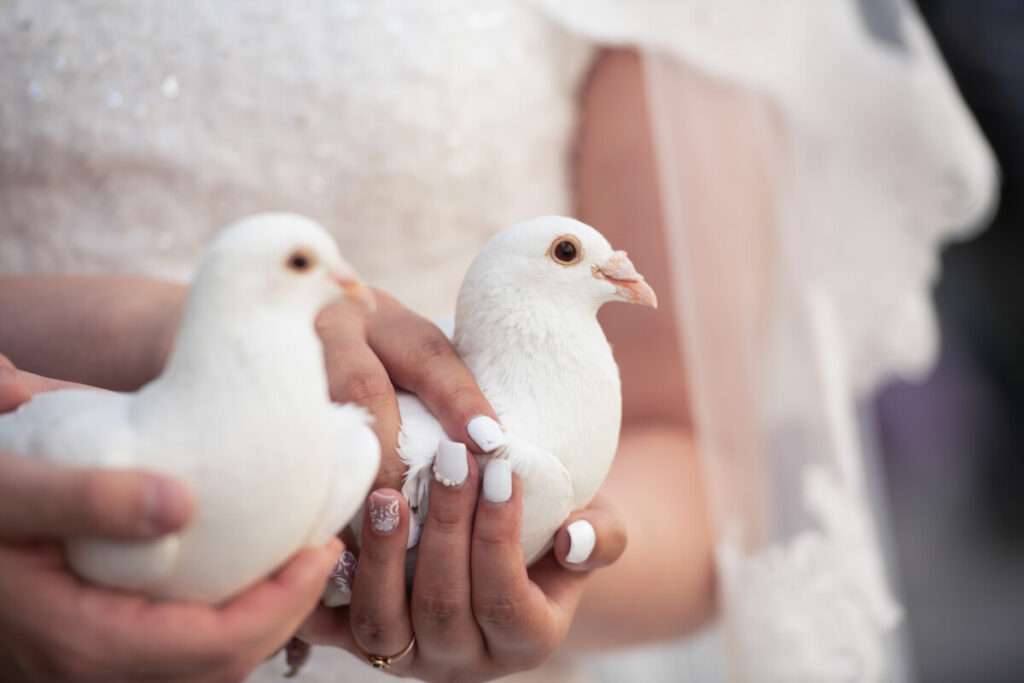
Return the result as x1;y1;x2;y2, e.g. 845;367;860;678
877;2;1024;681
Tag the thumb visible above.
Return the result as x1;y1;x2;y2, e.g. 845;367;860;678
0;451;193;541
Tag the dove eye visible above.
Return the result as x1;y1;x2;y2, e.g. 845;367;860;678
286;249;317;273
549;236;582;266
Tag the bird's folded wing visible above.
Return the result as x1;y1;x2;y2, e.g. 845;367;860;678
502;435;575;565
0;389;137;468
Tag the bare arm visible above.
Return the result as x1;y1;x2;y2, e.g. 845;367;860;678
0;275;184;390
567;48;716;648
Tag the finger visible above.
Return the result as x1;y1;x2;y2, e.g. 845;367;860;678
220;539;345;660
0;354;30;412
0;453;192;541
0;355;94;414
471;462;556;656
349;489;414;658
552;498;627;572
297;604;355;649
84;539;343;674
411;442;485;659
17;370;90;395
316;302;404;490
524;554;589;626
365;295;502;454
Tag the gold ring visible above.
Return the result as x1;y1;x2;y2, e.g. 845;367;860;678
360;635;416;671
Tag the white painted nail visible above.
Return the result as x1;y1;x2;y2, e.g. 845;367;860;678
434;440;468;487
407;513;422;549
467;415;506;453
566;520;596;564
483;459;512;504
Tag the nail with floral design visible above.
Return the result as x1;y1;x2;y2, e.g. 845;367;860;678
369;490;401;535
322;550;358;607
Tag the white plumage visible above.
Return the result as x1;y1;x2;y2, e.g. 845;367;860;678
0;213;381;604
352;217;656;586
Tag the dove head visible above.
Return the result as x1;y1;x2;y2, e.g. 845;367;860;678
460;216;657;319
194;213;375;318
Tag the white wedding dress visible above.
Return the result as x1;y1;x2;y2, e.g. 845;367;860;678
0;2;995;681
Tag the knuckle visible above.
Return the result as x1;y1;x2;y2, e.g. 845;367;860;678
414;592;463;629
427;500;465;534
411;333;456;367
442;381;483;418
350;612;391;651
358;540;394;566
342;370;393;408
474;595;519;629
473;518;515;547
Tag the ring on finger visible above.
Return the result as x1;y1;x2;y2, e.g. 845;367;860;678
358;634;416;671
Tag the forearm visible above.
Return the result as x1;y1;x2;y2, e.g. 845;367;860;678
0;275;185;390
566;424;716;650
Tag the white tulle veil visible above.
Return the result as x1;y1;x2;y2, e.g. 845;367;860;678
531;0;995;679
631;1;997;681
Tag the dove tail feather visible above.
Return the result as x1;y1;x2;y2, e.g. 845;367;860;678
397;430;435;522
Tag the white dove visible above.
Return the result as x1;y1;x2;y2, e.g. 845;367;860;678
0;213;381;604
334;216;656;607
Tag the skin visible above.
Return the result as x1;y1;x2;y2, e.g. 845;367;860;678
0;48;715;680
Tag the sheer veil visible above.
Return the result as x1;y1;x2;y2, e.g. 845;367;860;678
639;1;997;681
535;0;998;679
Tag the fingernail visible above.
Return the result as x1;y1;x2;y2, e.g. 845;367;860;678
407;514;422;548
322;550;358;607
566;520;596;564
143;477;191;534
368;491;401;535
482;459;512;504
434;440;469;487
467;415;506;453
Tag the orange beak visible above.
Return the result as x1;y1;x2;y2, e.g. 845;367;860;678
593;251;658;308
333;272;377;312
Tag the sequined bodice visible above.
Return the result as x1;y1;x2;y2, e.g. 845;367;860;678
0;2;592;317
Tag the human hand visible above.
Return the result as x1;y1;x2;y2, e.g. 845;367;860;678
314;290;501;491
0;356;343;683
300;457;627;681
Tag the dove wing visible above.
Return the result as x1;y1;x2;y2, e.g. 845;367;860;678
501;435;575;565
309;403;381;545
0;388;137;467
0;389;186;592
